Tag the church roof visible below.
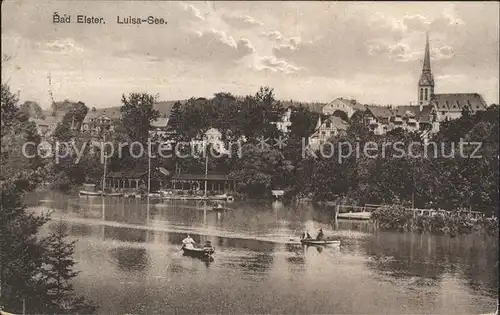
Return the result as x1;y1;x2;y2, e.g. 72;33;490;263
418;105;435;123
431;93;487;113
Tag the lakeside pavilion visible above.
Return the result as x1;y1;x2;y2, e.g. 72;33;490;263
166;173;235;195
105;170;161;193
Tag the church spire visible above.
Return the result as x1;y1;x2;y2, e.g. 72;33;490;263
418;32;434;106
422;32;431;72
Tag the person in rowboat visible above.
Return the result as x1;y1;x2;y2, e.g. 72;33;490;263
316;228;324;241
301;231;312;240
182;234;196;249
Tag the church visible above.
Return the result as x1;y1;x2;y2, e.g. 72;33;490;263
417;33;488;123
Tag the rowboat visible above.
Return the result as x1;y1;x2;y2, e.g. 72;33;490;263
300;239;341;246
79;191;102;196
181;244;215;258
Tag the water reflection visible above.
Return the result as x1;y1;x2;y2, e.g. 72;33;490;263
109;247;150;272
27;190;498;314
182;253;215;268
104;226;148;243
363;231;499;298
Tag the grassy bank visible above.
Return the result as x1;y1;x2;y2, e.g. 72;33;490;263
371;205;499;236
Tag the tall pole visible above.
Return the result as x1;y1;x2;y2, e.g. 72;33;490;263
102;133;106;194
148;139;151;195
204;142;208;197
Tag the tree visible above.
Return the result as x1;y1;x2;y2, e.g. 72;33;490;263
1;85;42;188
120;93;160;143
40;222;97;314
0;83;97;314
1;83;19;127
230;143;292;198
289;105;319;141
19;101;45;119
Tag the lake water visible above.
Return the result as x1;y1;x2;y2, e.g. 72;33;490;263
26;191;498;314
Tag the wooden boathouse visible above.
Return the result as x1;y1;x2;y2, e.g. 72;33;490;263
165;173;235;195
105;170;162;193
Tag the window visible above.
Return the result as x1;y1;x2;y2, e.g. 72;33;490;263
420;88;423;101
424;88;428;101
442;111;445;115
325;122;331;128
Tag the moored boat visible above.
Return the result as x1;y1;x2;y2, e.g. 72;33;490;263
79;190;102;196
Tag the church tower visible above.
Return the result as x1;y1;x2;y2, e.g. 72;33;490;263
418;33;434;105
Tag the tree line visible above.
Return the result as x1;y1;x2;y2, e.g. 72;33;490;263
1;84;97;314
12;84;500;215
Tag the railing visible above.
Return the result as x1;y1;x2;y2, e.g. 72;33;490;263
337;204;485;219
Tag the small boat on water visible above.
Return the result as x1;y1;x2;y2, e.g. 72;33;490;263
79;191;102;196
79;191;124;197
300;239;341;246
209;194;234;202
181;243;215;258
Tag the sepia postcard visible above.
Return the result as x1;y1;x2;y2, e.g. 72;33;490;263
1;1;498;314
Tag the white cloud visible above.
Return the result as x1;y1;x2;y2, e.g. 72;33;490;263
261;30;284;41
180;2;205;20
432;46;454;60
403;12;465;33
42;38;84;54
253;56;301;74
221;13;263;28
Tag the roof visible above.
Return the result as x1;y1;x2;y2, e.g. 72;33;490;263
107;170;148;178
282;100;326;114
330;98;366;111
431;93;487;113
171;174;233;181
84;107;122;123
151;117;169;128
325;116;349;130
311;116;349;137
365;105;394;119
31;116;60;126
391;105;421;118
81;100;184;123
418;105;435;123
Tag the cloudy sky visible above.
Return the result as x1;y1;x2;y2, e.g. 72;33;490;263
2;1;499;108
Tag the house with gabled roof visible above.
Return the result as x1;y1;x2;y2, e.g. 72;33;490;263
322;97;366;120
363;105;394;135
31;116;61;139
308;116;349;150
